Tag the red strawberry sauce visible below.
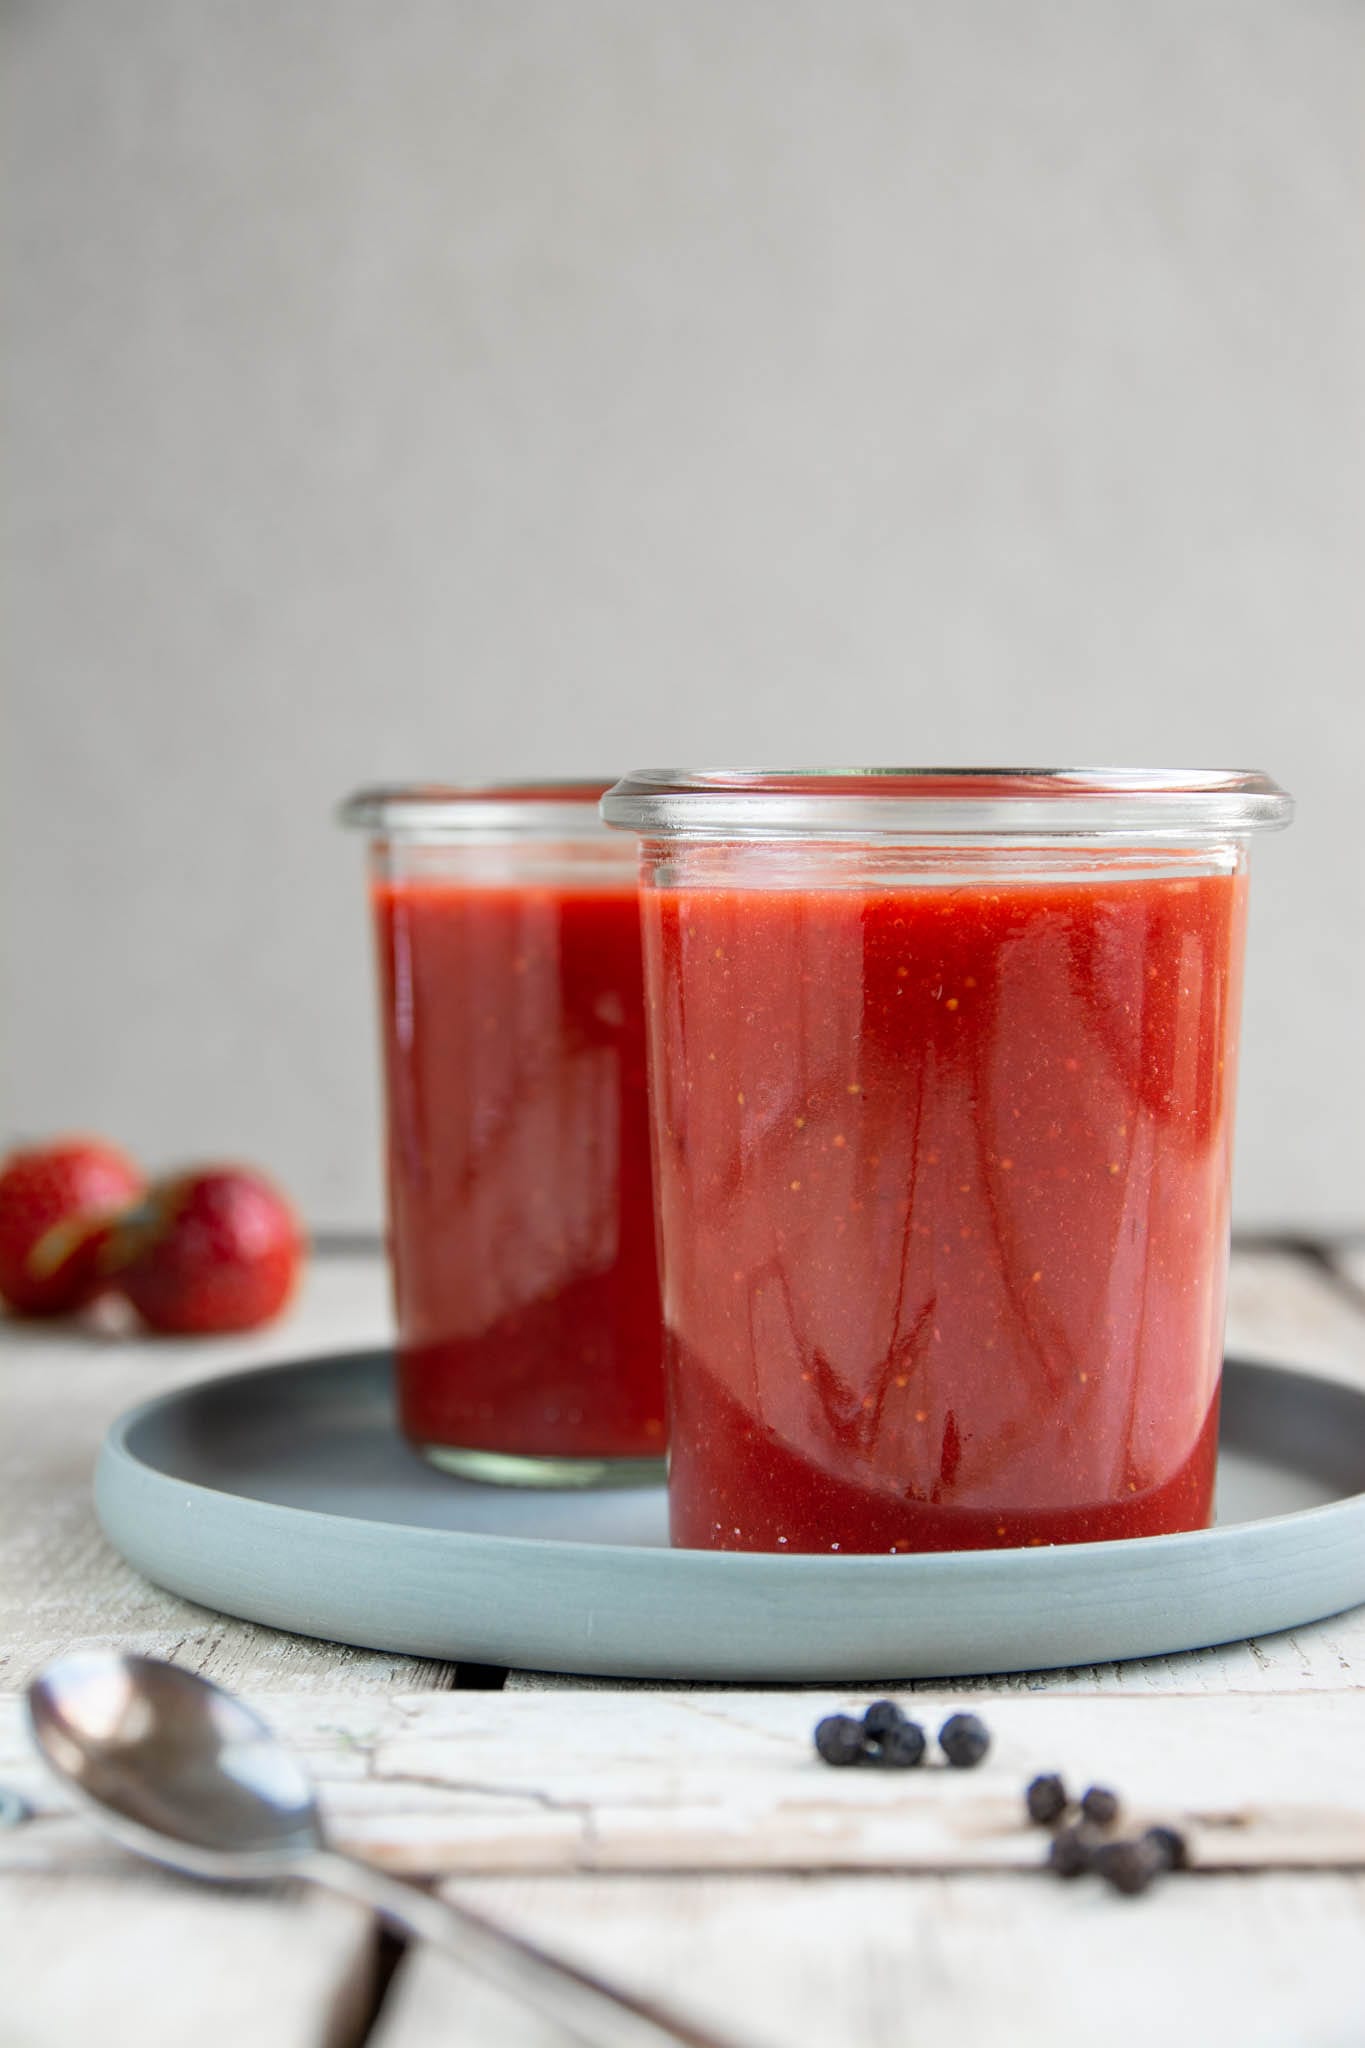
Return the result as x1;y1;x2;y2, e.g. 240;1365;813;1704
373;878;665;1462
643;866;1246;1551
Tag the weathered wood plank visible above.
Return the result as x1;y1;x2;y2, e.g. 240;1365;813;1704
0;1255;453;1695
0;1869;373;2048
5;1690;1363;1879
375;1871;1365;2048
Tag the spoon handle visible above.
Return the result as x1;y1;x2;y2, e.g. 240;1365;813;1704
301;1848;743;2048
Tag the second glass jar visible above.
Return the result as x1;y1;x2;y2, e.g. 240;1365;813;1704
343;783;666;1485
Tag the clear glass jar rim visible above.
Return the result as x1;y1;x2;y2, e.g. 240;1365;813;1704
340;781;613;838
600;767;1294;840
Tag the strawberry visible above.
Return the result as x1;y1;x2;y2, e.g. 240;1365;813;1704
109;1167;304;1335
0;1139;145;1316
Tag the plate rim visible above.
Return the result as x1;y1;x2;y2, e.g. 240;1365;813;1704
97;1345;1365;1578
94;1348;1365;1677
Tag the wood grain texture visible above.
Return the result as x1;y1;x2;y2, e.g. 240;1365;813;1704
5;1689;1363;1880
375;1871;1365;2048
0;1255;455;1694
0;1870;373;2048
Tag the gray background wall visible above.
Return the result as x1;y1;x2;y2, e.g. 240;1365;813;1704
3;0;1361;1231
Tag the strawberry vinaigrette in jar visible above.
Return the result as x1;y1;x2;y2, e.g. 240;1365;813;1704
602;768;1292;1551
344;784;665;1486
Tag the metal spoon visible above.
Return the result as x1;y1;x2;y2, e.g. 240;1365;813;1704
27;1651;735;2048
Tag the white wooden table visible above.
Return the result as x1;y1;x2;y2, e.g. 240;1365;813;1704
4;1245;1365;2048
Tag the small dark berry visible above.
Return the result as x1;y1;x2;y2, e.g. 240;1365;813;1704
938;1712;991;1768
1093;1837;1161;1896
862;1699;907;1741
1047;1824;1094;1878
1080;1785;1121;1828
1025;1773;1069;1826
875;1720;928;1769
1142;1825;1189;1872
814;1714;867;1767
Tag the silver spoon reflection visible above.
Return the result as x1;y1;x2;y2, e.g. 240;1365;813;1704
27;1651;734;2048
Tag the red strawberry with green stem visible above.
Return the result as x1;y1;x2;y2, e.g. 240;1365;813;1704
0;1139;146;1316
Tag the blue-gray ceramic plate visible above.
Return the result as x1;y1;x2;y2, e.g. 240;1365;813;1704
96;1351;1365;1680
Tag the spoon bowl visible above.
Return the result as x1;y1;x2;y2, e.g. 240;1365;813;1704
27;1651;322;1878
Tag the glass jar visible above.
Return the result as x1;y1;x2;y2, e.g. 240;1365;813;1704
602;768;1293;1552
342;783;666;1486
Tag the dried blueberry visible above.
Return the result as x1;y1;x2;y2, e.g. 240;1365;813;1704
1025;1773;1069;1826
862;1700;907;1741
876;1719;928;1769
938;1712;991;1768
1080;1785;1121;1829
814;1714;867;1767
1093;1837;1162;1896
1142;1824;1189;1872
1047;1824;1095;1878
